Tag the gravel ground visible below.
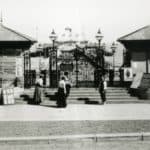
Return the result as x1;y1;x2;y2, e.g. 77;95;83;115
0;141;150;150
0;120;150;137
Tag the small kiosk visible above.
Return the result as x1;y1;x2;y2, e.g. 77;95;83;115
118;25;150;99
0;23;36;104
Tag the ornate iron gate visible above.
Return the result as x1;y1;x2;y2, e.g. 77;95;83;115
24;51;36;88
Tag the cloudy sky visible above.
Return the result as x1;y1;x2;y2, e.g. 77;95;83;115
1;0;150;43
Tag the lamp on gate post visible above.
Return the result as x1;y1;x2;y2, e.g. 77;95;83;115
111;42;117;71
96;29;103;49
49;29;58;87
95;29;104;86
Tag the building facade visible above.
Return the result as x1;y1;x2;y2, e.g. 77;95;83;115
118;25;150;75
0;23;36;88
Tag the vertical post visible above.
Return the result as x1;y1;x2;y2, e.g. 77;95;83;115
123;49;125;67
95;46;99;87
113;53;115;71
146;50;149;73
98;40;101;52
49;48;51;88
102;47;105;76
76;59;78;88
75;48;79;88
29;51;31;87
49;29;58;87
55;41;58;87
1;48;3;88
98;40;102;85
24;52;26;88
27;52;29;88
95;28;103;86
85;61;88;87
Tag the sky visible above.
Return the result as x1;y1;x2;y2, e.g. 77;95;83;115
1;0;150;43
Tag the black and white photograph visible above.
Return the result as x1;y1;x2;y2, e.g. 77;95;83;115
0;0;150;149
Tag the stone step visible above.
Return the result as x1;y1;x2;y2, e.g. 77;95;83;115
15;98;143;105
68;93;131;96
106;100;150;104
19;94;137;100
68;95;137;99
67;98;138;101
22;93;131;99
24;88;128;91
16;92;139;104
24;90;130;96
24;87;129;93
14;100;28;105
71;90;128;93
16;87;139;105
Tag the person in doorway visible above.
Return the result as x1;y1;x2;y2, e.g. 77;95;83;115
99;76;107;104
64;72;71;98
57;76;67;108
33;74;43;105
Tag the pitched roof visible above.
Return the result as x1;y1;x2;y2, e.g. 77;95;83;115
118;25;150;41
0;24;36;42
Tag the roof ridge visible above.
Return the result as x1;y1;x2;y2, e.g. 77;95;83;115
117;25;150;41
1;24;36;42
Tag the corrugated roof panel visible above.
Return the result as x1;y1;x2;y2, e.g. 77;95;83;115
0;24;36;42
118;25;150;41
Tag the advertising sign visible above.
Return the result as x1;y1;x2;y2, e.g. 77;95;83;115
0;57;16;87
123;67;133;81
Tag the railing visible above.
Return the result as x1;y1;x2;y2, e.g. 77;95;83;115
75;45;101;69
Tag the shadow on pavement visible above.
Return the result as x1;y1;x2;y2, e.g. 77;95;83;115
45;92;57;101
20;94;32;104
85;100;100;105
40;104;58;108
77;97;100;105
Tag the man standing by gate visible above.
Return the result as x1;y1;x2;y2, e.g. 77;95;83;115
99;76;107;104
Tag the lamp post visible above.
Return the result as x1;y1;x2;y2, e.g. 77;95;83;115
49;29;58;87
75;48;79;88
111;42;117;71
95;29;103;86
85;61;88;87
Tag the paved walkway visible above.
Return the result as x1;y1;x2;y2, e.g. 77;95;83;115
0;103;150;121
1;104;150;141
1;141;150;150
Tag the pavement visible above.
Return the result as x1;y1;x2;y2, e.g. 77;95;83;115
1;103;150;144
1;141;150;150
0;103;150;121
